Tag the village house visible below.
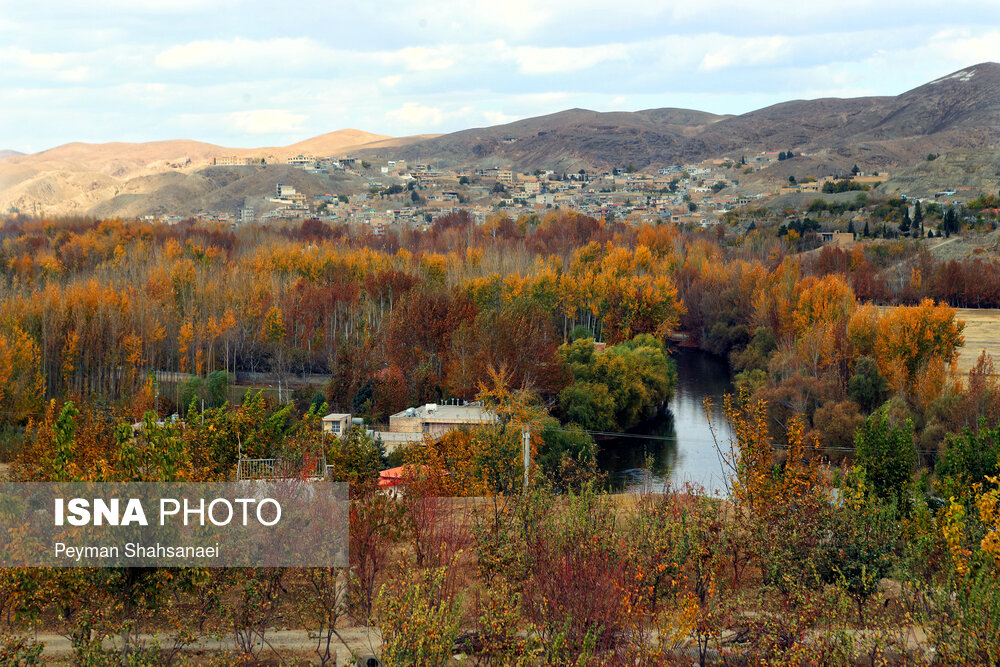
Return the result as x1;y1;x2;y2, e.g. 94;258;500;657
371;402;496;453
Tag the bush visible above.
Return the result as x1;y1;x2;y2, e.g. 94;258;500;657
376;568;463;667
537;423;599;491
0;634;44;666
936;423;1000;501
921;568;1000;664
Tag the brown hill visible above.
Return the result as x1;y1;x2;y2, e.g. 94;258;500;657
252;129;392;160
0;130;393;217
362;108;729;172
89;165;365;219
879;149;1000;199
366;63;1000;172
5;63;1000;216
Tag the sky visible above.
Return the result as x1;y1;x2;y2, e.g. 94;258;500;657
2;0;1000;153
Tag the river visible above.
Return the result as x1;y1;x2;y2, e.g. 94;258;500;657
597;346;735;495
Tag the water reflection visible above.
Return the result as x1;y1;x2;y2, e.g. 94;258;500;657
598;347;735;494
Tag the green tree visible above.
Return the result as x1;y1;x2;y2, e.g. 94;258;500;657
52;402;80;481
537;423;599;491
936;422;1000;500
178;376;204;412
205;370;231;408
557;335;676;431
848;356;889;412
558;380;616;431
854;408;915;506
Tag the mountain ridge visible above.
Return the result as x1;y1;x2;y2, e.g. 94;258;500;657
369;62;1000;171
2;62;999;216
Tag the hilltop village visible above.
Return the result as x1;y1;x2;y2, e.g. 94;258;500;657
154;150;898;232
131;146;999;250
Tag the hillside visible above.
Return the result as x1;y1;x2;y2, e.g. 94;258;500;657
0;130;391;217
89;165;364;219
879;149;1000;199
364;63;1000;172
4;63;1000;216
268;129;390;159
0;150;23;160
359;107;730;172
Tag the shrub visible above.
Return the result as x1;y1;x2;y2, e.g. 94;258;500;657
376;568;463;667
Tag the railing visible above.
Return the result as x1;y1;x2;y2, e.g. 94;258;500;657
236;456;327;481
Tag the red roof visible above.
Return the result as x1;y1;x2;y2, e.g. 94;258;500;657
377;465;448;488
378;466;410;487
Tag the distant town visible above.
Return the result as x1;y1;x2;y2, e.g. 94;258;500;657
134;150;912;233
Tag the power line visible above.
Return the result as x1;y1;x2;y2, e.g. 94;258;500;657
545;426;943;456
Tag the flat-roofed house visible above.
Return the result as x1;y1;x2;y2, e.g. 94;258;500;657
371;403;496;453
322;413;352;436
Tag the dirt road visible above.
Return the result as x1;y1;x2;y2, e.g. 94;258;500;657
26;627;382;662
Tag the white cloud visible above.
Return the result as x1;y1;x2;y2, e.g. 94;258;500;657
4;0;1000;150
155;37;327;69
512;92;573;105
482;110;519;125
386;46;456;72
697;35;792;71
385;102;446;128
226;109;309;135
929;29;1000;65
0;46;94;82
499;42;628;74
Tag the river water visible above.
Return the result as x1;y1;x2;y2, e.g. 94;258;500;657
597;347;735;495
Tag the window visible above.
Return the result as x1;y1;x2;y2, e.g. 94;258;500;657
422;422;430;434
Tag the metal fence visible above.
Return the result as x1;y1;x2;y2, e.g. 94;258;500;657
236;456;327;481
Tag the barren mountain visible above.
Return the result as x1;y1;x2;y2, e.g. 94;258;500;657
0;150;23;160
89;165;364;219
4;63;1000;216
0;130;391;217
361;108;729;172
364;63;1000;172
248;129;391;161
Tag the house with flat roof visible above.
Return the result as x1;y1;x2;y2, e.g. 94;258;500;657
389;403;495;436
820;231;855;248
369;403;497;453
322;413;352;436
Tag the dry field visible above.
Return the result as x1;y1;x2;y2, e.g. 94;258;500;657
954;307;1000;376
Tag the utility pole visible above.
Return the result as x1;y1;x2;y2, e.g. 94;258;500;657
522;425;530;489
